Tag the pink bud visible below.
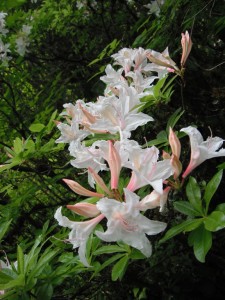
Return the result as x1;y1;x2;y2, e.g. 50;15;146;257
169;127;181;159
88;167;113;196
67;203;100;218
63;179;104;198
171;154;182;179
180;31;193;67
108;141;121;189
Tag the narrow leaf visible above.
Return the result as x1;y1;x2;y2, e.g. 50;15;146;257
93;245;127;255
0;219;12;241
186;177;202;213
174;201;202;217
17;245;24;274
111;255;129;281
204;170;223;212
160;218;203;243
188;225;212;263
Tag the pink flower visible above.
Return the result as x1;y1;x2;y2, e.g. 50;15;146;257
181;126;225;178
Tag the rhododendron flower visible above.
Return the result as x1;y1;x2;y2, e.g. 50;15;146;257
126;146;173;193
139;187;171;212
54;207;104;267
95;189;167;257
56;122;89;144
146;47;178;73
69;141;108;187
90;94;153;139
100;64;124;85
181;126;225;178
111;48;135;74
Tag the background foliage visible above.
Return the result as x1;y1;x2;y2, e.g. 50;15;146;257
1;0;225;299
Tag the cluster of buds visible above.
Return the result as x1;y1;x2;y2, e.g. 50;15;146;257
54;32;225;267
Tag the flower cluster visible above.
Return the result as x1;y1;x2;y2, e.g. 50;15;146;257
54;32;225;267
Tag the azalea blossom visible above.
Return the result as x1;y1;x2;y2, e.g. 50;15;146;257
146;47;178;73
90;94;153;139
126;146;173;193
54;207;104;267
139;187;171;212
69;141;108;187
96;188;167;257
181;126;225;178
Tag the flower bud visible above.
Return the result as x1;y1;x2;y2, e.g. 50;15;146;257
67;203;100;218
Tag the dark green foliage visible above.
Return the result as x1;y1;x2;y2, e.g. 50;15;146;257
1;0;225;299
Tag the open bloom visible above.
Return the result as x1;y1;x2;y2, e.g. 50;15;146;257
54;207;104;267
146;47;178;73
96;188;167;257
126;146;173;193
181;126;225;178
139;187;171;212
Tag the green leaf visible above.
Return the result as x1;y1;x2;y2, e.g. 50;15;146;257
93;245;127;255
160;218;203;243
36;284;53;300
186;177;202;214
0;274;25;290
0;0;26;9
188;225;212;263
204;170;223;213
111;255;129;281
204;211;225;232
0;219;12;241
153;76;167;98
166;107;184;133
29;123;46;133
17;245;25;274
13;137;23;154
129;248;145;260
91;253;125;279
215;203;225;213
174;201;202;217
27;248;58;286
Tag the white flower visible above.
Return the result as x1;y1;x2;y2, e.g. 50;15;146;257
54;207;104;267
181;126;225;178
56;122;89;144
96;188;167;257
0;12;8;35
69;141;108;187
145;0;165;17
90;93;153;139
15;37;27;56
0;38;11;66
126;146;173;193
